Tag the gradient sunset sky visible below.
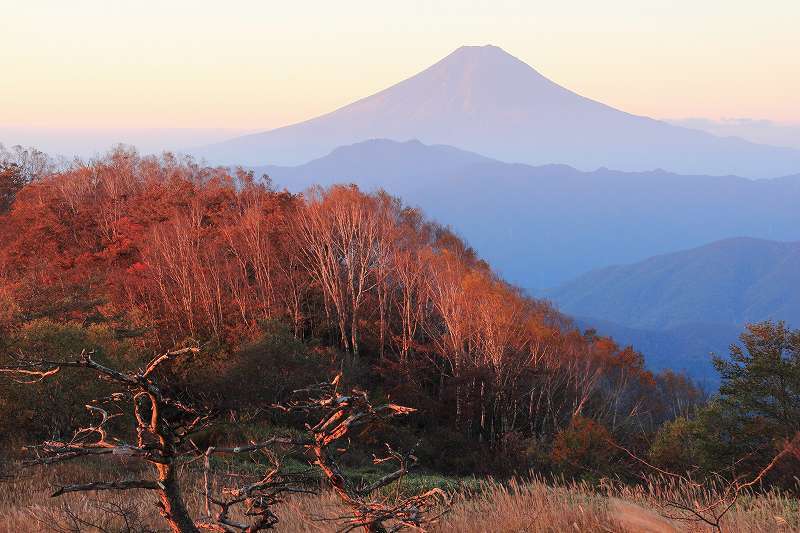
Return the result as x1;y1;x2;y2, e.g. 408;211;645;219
2;0;799;131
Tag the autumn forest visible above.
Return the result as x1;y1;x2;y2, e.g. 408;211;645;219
0;146;798;532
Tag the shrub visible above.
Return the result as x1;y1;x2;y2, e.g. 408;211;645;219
0;320;143;445
551;416;615;479
648;416;699;473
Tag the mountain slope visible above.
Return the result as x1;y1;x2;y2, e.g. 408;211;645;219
262;139;800;289
573;317;741;385
259;138;496;191
199;45;800;178
548;237;800;382
548;237;800;330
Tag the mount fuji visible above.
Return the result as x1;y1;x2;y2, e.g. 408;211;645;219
196;45;800;178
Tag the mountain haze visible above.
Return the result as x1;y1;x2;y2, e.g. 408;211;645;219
572;317;741;384
199;45;800;178
548;237;800;330
548;237;800;381
259;138;496;191
261;139;800;289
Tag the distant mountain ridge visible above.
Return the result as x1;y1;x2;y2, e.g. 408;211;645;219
198;45;800;178
547;237;800;330
547;237;800;382
572;317;741;385
260;139;800;289
259;139;496;191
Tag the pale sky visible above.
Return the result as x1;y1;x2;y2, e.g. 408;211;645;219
2;0;799;132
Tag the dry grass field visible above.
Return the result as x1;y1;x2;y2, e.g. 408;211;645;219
0;462;797;532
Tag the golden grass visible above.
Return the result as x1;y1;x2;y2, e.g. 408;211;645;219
0;462;797;532
432;478;625;532
605;476;800;533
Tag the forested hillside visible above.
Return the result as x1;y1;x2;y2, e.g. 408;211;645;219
1;147;798;531
0;147;698;468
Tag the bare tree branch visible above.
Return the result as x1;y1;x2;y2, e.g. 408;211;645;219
606;432;800;531
285;374;448;532
51;480;160;497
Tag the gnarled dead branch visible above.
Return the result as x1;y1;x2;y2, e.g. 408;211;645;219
283;374;448;533
198;437;313;532
1;347;305;533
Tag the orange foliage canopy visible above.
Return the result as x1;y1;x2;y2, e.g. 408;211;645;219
0;147;689;451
